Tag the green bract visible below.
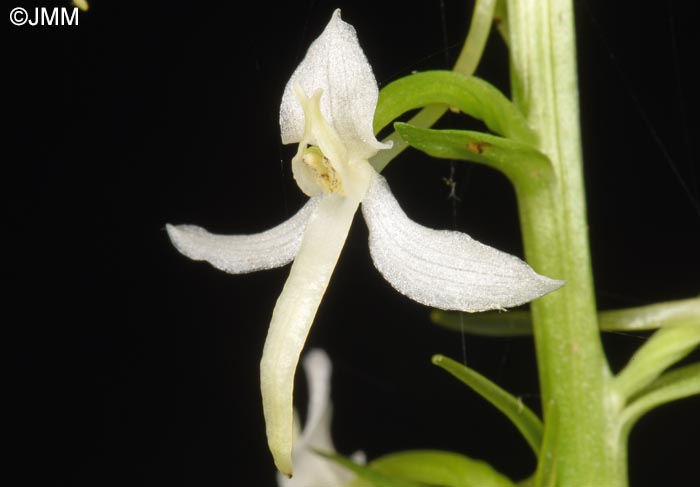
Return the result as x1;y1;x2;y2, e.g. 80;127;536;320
375;71;537;144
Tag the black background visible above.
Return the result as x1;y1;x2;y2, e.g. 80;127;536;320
8;1;699;486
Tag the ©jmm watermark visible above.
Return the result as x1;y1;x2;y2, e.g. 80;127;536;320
10;7;79;26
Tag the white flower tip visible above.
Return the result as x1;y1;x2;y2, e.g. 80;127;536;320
272;444;295;478
538;276;566;296
514;273;565;309
262;357;295;477
330;8;343;23
165;223;192;255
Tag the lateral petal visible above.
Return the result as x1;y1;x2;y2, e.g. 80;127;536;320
166;198;319;274
260;193;360;476
279;9;388;160
361;174;564;312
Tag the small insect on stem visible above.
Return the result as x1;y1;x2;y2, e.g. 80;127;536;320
443;166;461;202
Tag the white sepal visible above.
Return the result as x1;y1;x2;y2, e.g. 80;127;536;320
261;194;360;476
361;173;564;312
165;198;319;274
279;9;389;161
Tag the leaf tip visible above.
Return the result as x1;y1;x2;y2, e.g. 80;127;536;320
431;354;446;366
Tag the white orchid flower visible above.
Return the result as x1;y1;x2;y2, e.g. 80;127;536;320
166;9;563;477
277;349;363;487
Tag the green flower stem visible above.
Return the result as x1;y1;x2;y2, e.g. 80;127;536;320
453;0;498;76
505;0;622;485
370;0;496;173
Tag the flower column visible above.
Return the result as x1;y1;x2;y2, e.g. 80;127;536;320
506;0;626;485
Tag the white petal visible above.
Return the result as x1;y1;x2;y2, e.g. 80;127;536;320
165;199;319;274
261;193;360;476
361;174;564;312
280;9;388;160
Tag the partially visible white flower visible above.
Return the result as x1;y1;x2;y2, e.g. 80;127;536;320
167;9;563;477
277;349;363;487
72;0;89;12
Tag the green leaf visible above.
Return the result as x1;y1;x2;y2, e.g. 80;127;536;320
375;71;537;145
393;124;553;196
613;323;700;400
620;362;700;435
320;452;424;487
600;296;700;331
432;309;533;337
432;354;543;457
431;296;700;336
343;450;516;487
